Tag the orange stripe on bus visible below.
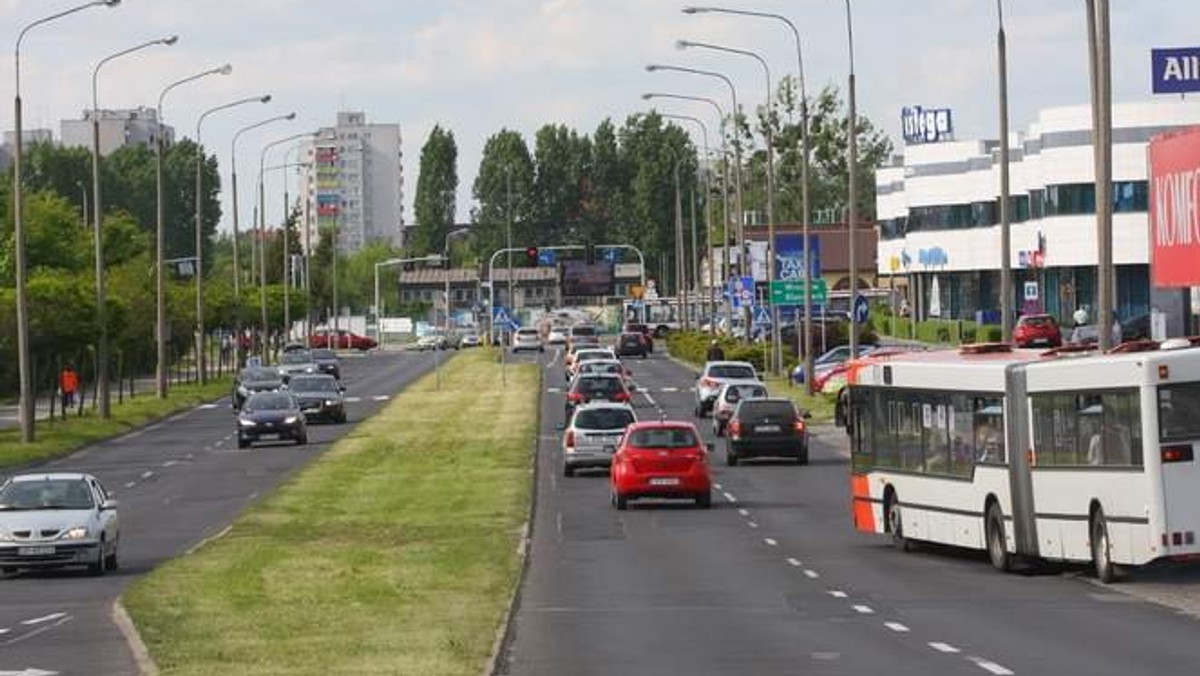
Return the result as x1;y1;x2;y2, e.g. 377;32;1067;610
851;474;876;533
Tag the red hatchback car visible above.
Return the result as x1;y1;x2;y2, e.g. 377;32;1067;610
610;421;713;510
1013;314;1062;348
309;329;378;351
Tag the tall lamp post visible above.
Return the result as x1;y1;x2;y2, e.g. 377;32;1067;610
155;63;232;398
997;0;1014;343
256;128;309;354
682;6;817;389
198;95;272;373
91;35;178;417
676;39;779;372
12;0;120;441
661;113;714;325
646;63;749;340
263;157;312;341
1086;0;1114;351
840;0;861;357
643;92;732;331
438;228;472;391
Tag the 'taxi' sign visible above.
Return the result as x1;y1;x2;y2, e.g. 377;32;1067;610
1148;126;1200;287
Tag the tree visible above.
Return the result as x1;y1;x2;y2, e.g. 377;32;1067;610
531;123;592;245
410;125;458;256
471;130;535;265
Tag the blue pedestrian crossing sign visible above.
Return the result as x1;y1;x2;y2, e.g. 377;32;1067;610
753;305;772;326
493;306;519;330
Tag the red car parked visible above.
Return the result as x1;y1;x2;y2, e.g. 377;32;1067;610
1013;314;1062;348
610;421;713;510
309;329;378;351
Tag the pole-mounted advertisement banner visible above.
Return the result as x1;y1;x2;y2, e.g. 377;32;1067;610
1148;126;1200;287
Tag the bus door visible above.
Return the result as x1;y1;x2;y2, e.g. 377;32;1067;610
1155;381;1200;556
1004;364;1040;558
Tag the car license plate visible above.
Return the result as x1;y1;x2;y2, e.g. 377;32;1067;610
756;424;781;433
19;546;55;556
603;445;616;454
260;433;280;441
649;477;680;486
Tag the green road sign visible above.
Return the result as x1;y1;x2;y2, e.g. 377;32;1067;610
769;279;827;305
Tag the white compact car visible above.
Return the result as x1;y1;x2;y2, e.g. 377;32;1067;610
0;473;120;576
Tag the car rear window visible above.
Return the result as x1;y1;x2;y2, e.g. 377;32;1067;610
1022;316;1055;327
737;401;796;421
517;329;539;337
628;427;698;449
575;377;621;394
571;326;597;337
574;408;635;430
577;350;610;361
725;385;768;402
708;364;756;379
581;363;622;375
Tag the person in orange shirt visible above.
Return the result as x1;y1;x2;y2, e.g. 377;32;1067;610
59;365;80;413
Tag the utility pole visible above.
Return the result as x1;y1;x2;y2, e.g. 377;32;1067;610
1087;0;1114;350
998;0;1014;343
844;0;860;357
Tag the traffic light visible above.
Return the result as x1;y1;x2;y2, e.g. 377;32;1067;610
526;246;540;266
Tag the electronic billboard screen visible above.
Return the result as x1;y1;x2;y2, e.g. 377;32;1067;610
561;261;615;296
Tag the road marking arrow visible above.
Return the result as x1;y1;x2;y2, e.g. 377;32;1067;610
20;614;66;626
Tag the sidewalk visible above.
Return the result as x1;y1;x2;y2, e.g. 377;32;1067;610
0;371;204;430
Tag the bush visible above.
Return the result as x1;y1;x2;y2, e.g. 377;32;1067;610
979;325;1003;342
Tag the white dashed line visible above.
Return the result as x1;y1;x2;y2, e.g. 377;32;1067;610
642;391;658;407
546;388;562;394
345;397;363;403
162;460;177;467
722;492;737;503
786;557;802;567
747;521;759;529
968;657;1014;675
123;482;136;489
0;628;8;635
660;387;680;393
372;395;390;401
140;471;154;480
21;613;67;626
763;538;778;547
852;605;875;615
929;642;961;654
804;569;820;579
198;403;219;410
885;622;910;633
737;508;749;517
828;590;847;598
713;483;723;490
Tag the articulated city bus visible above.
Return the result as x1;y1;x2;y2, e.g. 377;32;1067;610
846;340;1200;581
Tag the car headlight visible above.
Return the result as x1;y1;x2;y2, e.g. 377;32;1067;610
284;416;299;424
237;386;249;396
325;400;337;406
63;527;89;540
239;417;257;427
0;530;12;543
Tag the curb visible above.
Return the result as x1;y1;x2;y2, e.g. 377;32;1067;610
113;599;159;676
483;358;545;676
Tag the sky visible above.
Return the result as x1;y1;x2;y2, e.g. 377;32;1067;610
2;0;1199;235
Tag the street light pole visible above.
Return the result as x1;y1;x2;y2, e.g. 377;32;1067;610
13;0;120;440
842;0;861;357
1087;0;1114;351
200;95;272;372
646;63;746;338
439;228;472;391
661;113;714;326
997;0;1014;343
156;63;232;398
91;35;178;417
256;127;308;355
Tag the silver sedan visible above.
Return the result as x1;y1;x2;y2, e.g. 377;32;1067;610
0;472;120;576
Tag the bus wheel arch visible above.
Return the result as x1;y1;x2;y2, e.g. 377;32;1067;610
984;496;1011;573
1089;501;1121;583
884;486;910;551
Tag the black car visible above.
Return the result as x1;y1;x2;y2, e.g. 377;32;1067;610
310;348;341;380
237;391;308;448
288;374;347;423
615;332;649;359
233;367;285;410
623;323;655;352
725;398;810;466
565;374;631;417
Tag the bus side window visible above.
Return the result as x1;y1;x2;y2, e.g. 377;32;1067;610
972;397;1005;464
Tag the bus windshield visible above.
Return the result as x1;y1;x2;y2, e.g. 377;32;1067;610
1158;383;1200;442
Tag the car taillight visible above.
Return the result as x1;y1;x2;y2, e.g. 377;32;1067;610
729;420;742;439
568;392;584;403
565;430;575;447
794;420;807;434
1162;444;1195;463
701;377;718;389
612;391;630;402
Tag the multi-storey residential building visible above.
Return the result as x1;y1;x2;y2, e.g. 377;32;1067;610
876;100;1200;331
60;107;173;156
299;111;404;254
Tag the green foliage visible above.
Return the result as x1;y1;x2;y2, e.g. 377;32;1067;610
666;331;767;372
472;129;535;265
410;125;458;256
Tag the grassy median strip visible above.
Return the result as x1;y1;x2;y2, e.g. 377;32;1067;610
764;375;837;424
124;349;540;676
0;378;232;470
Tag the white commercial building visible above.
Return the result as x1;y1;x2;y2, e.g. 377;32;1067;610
299;111;404;254
877;100;1200;332
60;107;172;156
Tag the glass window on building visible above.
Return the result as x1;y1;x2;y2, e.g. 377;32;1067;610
1113;181;1149;213
1045;183;1096;216
1029;189;1045;219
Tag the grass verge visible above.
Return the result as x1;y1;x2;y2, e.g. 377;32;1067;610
0;378;232;470
764;375;837;425
124;349;540;676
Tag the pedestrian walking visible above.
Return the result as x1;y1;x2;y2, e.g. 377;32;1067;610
59;365;80;416
706;339;726;362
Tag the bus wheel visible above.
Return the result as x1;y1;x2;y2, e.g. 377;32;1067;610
1090;508;1120;583
986;503;1011;572
886;494;910;551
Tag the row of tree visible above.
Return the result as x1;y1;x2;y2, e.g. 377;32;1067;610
406;81;893;292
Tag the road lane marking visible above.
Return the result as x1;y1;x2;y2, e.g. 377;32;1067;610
123;482;136;489
162;460;177;467
786;558;802;567
0;666;61;675
885;622;910;633
737;508;749;517
372;395;390;401
828;590;847;598
641;391;658;407
20;614;67;626
0;628;8;635
747;521;759;529
713;483;723;490
345;397;363;403
546;388;563;394
852;605;874;614
804;569;820;579
198;403;219;410
660;387;679;393
722;492;737;503
968;657;1014;675
929;643;961;654
140;471;154;480
763;538;777;546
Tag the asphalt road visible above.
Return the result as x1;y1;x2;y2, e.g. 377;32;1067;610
0;351;436;676
500;348;1200;676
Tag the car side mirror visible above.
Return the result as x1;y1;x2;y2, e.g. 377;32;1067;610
554;422;566;431
705;443;715;454
100;499;119;511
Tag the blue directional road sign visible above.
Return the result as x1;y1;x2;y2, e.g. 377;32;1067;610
493;306;520;330
729;276;755;309
537;250;557;266
853;295;870;324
